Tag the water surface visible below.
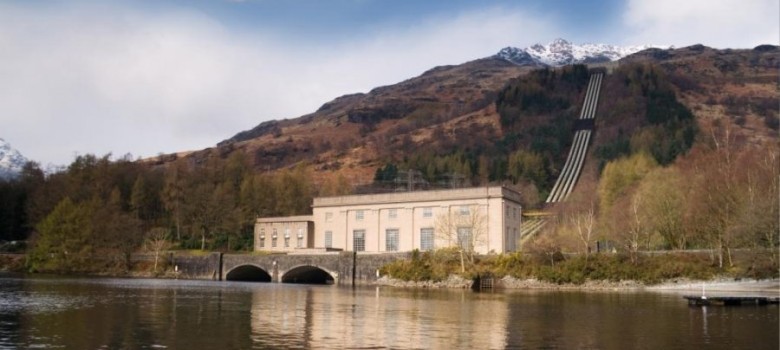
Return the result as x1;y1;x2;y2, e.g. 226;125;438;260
0;275;777;349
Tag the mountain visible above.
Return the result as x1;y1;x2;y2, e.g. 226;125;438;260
0;139;29;180
152;43;778;192
495;38;666;66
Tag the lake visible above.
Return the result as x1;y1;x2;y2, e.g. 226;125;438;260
0;275;777;349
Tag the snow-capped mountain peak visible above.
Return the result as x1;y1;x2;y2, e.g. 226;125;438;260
0;138;29;180
495;38;668;66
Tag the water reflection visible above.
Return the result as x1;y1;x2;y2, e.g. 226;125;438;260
249;286;510;349
0;276;777;350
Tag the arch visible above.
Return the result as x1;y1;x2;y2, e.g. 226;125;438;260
281;265;335;285
225;264;272;282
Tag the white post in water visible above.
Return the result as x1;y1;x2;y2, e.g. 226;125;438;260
701;283;707;299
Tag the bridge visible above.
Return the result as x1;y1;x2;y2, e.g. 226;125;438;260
169;251;409;285
520;68;605;244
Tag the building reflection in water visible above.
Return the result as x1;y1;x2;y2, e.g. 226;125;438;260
250;286;508;349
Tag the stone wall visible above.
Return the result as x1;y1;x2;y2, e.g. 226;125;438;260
168;253;223;280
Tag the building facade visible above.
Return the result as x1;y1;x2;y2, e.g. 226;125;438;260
254;187;523;254
254;216;315;252
312;186;522;254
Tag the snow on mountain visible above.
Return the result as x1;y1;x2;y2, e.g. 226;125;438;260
495;38;668;66
0;138;29;180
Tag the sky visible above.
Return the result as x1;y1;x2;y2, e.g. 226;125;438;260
1;0;778;166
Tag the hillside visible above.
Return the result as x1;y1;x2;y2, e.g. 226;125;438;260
150;44;778;198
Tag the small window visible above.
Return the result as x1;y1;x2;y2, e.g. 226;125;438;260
388;209;397;219
284;236;290;248
420;228;434;251
353;230;366;252
297;228;304;238
356;210;364;221
272;237;278;248
422;207;432;218
457;227;472;251
272;228;278;238
386;229;399;251
284;228;291;238
325;231;333;248
325;212;333;222
459;205;470;216
297;236;303;248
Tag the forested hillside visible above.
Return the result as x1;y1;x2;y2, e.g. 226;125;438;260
0;44;777;276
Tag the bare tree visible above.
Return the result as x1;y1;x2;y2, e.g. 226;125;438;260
145;227;172;273
569;204;596;259
434;204;487;273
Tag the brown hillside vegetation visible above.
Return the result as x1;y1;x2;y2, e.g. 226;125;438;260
3;44;777;276
148;45;777;194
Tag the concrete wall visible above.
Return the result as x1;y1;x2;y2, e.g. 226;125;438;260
169;252;410;285
313;186;523;254
168;252;223;280
255;216;314;252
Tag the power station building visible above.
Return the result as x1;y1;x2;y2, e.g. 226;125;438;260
254;186;523;254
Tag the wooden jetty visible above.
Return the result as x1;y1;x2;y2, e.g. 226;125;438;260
684;295;780;306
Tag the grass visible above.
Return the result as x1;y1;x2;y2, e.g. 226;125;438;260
380;249;778;285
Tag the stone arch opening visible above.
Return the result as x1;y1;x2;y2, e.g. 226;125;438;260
282;265;335;285
225;265;272;282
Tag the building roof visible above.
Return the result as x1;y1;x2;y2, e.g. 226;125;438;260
313;186;522;208
256;215;313;223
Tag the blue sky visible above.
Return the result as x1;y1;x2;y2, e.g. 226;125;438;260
1;0;777;165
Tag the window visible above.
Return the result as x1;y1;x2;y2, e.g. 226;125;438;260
459;205;470;216
296;236;303;248
353;230;366;252
388;209;397;219
259;228;265;248
386;229;399;251
356;210;364;221
420;228;434;251
506;205;510;218
284;236;290;248
422;207;432;218
325;231;333;248
325;212;333;222
272;237;278;248
284;228;291;238
457;227;472;252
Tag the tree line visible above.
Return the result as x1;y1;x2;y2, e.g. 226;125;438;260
0;152;350;273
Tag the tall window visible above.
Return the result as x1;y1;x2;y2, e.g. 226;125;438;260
353;230;366;252
324;231;333;248
457;227;472;251
386;229;399;251
272;228;278;248
422;207;433;218
259;228;265;248
355;210;364;221
388;209;397;219
420;228;434;251
297;228;304;248
284;236;290;248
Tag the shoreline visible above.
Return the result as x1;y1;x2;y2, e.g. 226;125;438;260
377;275;780;295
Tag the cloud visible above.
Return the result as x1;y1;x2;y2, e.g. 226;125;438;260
622;0;779;48
0;2;556;165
